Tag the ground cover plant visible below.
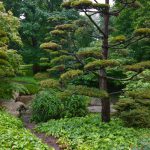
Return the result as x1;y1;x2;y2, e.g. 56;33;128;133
36;114;150;150
0;110;53;150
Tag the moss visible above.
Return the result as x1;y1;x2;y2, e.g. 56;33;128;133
112;35;126;43
60;69;83;81
125;61;150;72
50;30;66;36
134;28;150;36
84;59;119;70
40;79;60;89
40;42;61;50
55;24;74;31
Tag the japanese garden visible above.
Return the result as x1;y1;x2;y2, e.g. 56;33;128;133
0;0;150;149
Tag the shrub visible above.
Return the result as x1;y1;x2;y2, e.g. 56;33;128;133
31;90;89;122
31;90;63;122
114;98;150;128
61;94;89;118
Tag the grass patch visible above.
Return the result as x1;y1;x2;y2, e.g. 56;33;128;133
36;115;150;150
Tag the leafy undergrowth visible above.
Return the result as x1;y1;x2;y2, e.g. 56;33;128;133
36;115;150;150
0;111;53;150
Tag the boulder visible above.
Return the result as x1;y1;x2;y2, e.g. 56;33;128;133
1;100;27;117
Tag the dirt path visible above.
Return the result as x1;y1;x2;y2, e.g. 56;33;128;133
22;113;61;150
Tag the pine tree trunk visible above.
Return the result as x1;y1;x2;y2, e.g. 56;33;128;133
100;0;110;122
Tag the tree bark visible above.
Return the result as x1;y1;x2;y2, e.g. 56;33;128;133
100;0;110;122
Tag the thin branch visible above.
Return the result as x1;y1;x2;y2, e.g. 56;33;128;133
93;0;98;3
84;11;106;37
106;72;141;81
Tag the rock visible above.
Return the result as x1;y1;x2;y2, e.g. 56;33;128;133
16;95;34;105
12;92;20;100
88;105;116;113
1;100;27;117
90;97;101;106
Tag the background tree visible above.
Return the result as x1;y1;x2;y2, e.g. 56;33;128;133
3;0;63;63
0;2;24;99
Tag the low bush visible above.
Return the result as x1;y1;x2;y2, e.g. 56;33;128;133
31;90;63;122
36;114;150;150
31;90;89;122
114;98;150;128
61;94;89;118
114;70;150;128
0;110;53;150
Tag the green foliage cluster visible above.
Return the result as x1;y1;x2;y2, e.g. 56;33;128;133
62;0;109;10
19;64;33;76
47;65;65;76
34;72;49;80
125;61;150;72
31;90;89;122
40;42;61;50
84;59;119;70
31;90;63;122
50;30;66;36
114;98;150;128
134;28;150;36
40;79;60;89
114;70;150;127
60;69;83;81
12;76;39;95
36;114;150;150
77;50;102;59
112;35;126;43
55;24;74;31
0;110;53;150
50;55;75;67
68;85;109;98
